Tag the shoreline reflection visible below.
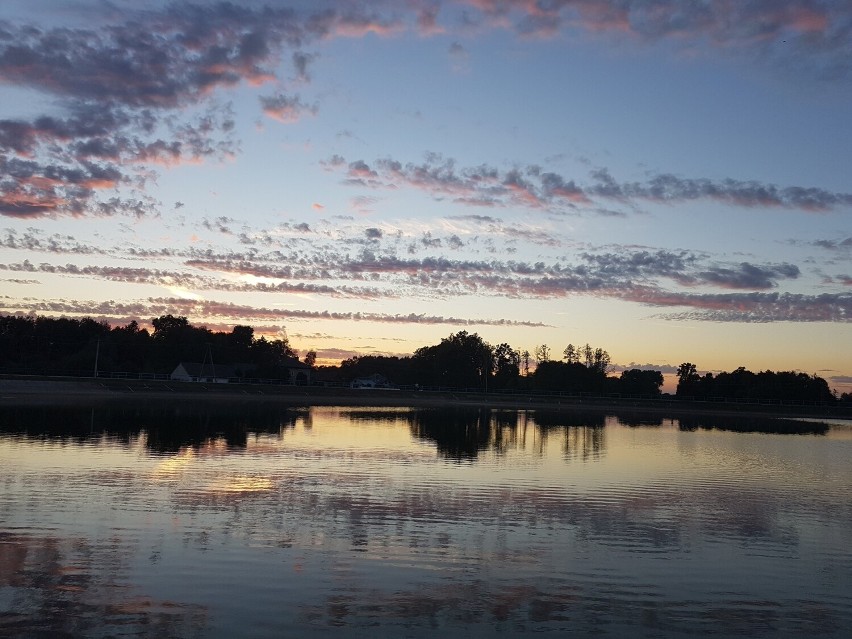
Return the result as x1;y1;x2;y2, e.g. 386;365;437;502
0;403;849;637
0;403;836;461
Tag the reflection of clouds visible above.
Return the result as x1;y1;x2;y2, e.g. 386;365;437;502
200;476;276;495
150;438;248;480
150;447;196;479
0;530;208;636
150;440;279;506
300;573;840;635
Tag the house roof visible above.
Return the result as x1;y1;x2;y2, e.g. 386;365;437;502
173;360;310;377
354;373;390;383
173;362;243;378
282;357;312;370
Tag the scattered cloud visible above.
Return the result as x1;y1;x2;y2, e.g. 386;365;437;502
327;154;852;215
829;375;852;388
0;295;550;328
260;93;318;123
812;237;852;251
1;228;107;255
458;0;852;79
631;288;852;322
588;168;852;211
448;41;470;72
0;222;825;319
695;262;800;290
201;216;235;234
2;1;851;221
0;2;415;219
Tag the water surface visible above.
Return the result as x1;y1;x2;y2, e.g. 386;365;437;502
1;404;850;637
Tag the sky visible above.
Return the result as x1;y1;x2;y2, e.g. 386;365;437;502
0;0;850;393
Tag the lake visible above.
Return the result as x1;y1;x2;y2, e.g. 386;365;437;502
1;402;850;637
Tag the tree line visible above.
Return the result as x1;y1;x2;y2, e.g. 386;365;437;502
675;362;837;404
0;313;845;404
0;313;300;379
328;331;841;404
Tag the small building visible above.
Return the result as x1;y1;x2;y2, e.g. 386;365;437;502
171;359;312;385
170;362;243;384
351;373;395;389
283;358;313;385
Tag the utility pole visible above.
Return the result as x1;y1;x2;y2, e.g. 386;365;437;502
93;338;100;378
201;342;215;381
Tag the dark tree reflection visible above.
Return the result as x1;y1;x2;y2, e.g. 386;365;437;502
613;411;830;435
0;402;307;453
406;408;609;461
408;408;494;460
675;414;829;435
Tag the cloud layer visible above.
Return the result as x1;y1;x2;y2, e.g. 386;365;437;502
0;295;549;328
327;154;852;215
4;2;852;219
3;218;848;324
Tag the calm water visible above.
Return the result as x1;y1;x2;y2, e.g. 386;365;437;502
1;403;850;638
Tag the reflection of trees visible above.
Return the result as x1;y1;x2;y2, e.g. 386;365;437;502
561;426;605;461
0;530;207;637
675;415;829;435
532;411;606;461
0;402;307;453
407;408;608;460
408;408;494;460
612;411;830;435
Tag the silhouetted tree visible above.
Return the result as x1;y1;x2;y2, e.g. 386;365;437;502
340;355;414;385
252;335;297;377
619;369;664;397
591;348;611;374
676;362;699;396
534;344;551;364
492;343;520;389
563;343;579;364
231;324;254;347
675;363;834;404
533;360;606;394
411;331;493;388
107;320;150;372
583;343;594;368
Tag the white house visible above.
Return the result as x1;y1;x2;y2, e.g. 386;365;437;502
170;359;312;385
170;362;241;383
351;373;395;389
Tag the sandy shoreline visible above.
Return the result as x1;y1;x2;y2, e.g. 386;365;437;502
2;376;850;422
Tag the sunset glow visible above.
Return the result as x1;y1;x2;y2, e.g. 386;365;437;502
0;0;850;392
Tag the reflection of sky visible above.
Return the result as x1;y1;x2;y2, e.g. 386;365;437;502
1;407;851;635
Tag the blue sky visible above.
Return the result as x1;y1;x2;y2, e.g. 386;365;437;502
1;0;850;392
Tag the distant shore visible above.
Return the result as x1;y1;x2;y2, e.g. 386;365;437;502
2;375;850;422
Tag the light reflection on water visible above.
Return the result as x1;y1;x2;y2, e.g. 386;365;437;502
1;403;850;637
